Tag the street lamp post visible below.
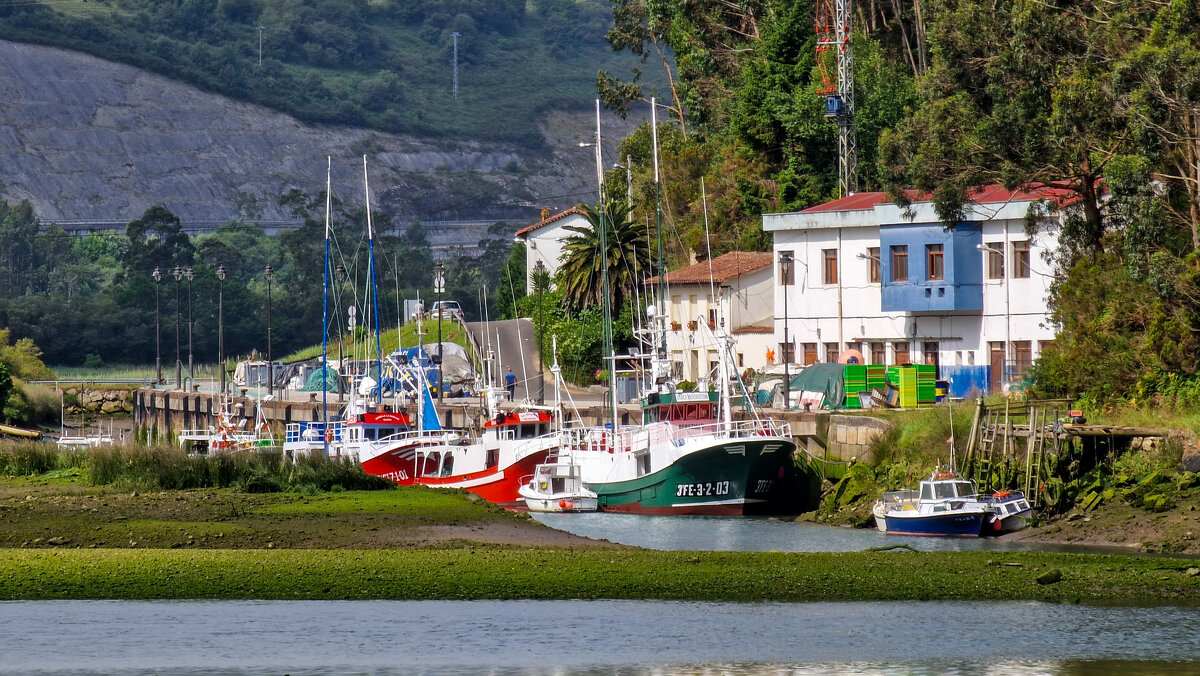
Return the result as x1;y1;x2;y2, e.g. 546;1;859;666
185;267;193;384
172;266;182;389
434;262;445;403
779;251;793;410
533;260;548;404
264;265;274;397
152;267;162;385
335;264;346;400
217;266;226;396
977;243;1010;389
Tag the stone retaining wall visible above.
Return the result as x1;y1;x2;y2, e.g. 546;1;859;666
63;387;134;415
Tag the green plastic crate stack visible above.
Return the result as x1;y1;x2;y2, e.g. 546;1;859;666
916;364;937;406
843;364;867;409
866;365;888;391
897;367;919;408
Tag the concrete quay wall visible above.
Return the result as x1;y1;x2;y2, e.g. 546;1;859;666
132;389;892;462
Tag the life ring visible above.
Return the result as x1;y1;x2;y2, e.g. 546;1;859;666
324;428;334;443
934;472;955;479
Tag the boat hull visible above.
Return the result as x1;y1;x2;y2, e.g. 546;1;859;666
361;446;550;507
589;437;798;516
521;495;599;512
883;511;987;538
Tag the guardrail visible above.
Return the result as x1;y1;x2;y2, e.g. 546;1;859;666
29;379;156;386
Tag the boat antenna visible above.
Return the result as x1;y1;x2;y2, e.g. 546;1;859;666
322;155;331;456
363;155;383;405
947;389;956;470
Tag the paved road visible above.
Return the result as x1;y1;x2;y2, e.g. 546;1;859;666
465;318;543;402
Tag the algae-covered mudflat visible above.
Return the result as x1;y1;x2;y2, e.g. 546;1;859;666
2;473;1199;604
3;547;1200;604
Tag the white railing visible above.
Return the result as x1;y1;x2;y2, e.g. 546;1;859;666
559;418;791;453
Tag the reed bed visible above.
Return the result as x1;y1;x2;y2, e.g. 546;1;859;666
0;440;393;493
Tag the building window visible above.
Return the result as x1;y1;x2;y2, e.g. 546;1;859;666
802;343;818;365
824;342;839;363
1013;340;1033;377
823;249;838;285
893;341;910;365
890;245;908;282
867;247;880;283
671;295;681;321
926;243;944;281
869;341;885;363
985;243;1004;279
779;251;795;286
779;342;795;364
923;342;940;370
1013;241;1031;278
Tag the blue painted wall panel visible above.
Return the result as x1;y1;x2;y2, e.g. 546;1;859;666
880;223;983;313
940;365;990;398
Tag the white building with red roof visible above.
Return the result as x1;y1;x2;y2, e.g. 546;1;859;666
646;251;775;384
514;206;588;293
764;186;1068;396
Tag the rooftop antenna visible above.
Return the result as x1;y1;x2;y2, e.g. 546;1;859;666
451;32;461;99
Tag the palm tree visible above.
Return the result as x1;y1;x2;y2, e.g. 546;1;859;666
557;200;652;313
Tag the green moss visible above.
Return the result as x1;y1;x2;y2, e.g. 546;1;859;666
1;549;1197;604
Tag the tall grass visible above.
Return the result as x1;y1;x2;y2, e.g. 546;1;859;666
0;441;393;493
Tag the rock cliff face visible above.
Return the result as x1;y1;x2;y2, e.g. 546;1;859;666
0;40;619;229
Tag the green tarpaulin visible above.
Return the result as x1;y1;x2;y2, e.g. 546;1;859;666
299;366;339;392
789;363;848;410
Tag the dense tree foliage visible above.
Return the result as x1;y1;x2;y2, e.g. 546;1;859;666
0;198;517;369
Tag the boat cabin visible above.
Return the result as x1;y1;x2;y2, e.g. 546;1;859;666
484;411;554;439
639;391;719;425
920;474;978;502
343;410;414;442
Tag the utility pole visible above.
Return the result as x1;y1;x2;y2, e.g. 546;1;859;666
257;26;265;67
451;32;461;99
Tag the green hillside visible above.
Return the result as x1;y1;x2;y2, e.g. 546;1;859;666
0;0;634;146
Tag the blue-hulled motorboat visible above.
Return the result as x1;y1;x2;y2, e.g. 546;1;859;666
879;471;991;538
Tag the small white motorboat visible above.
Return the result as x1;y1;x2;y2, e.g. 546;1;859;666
519;462;598;513
983;490;1034;534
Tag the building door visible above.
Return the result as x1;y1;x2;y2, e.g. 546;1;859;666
989;341;1005;392
923;342;940;375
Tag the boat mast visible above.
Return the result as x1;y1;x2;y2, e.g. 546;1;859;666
591;99;617;432
322;156;331;456
649;97;671;392
363;155;383;406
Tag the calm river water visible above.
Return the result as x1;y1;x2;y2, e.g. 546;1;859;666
2;599;1198;675
531;512;1095;552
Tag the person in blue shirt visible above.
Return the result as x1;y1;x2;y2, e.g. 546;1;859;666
504;365;516;399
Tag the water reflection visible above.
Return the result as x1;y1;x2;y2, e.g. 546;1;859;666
2;600;1198;675
528;512;1096;553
